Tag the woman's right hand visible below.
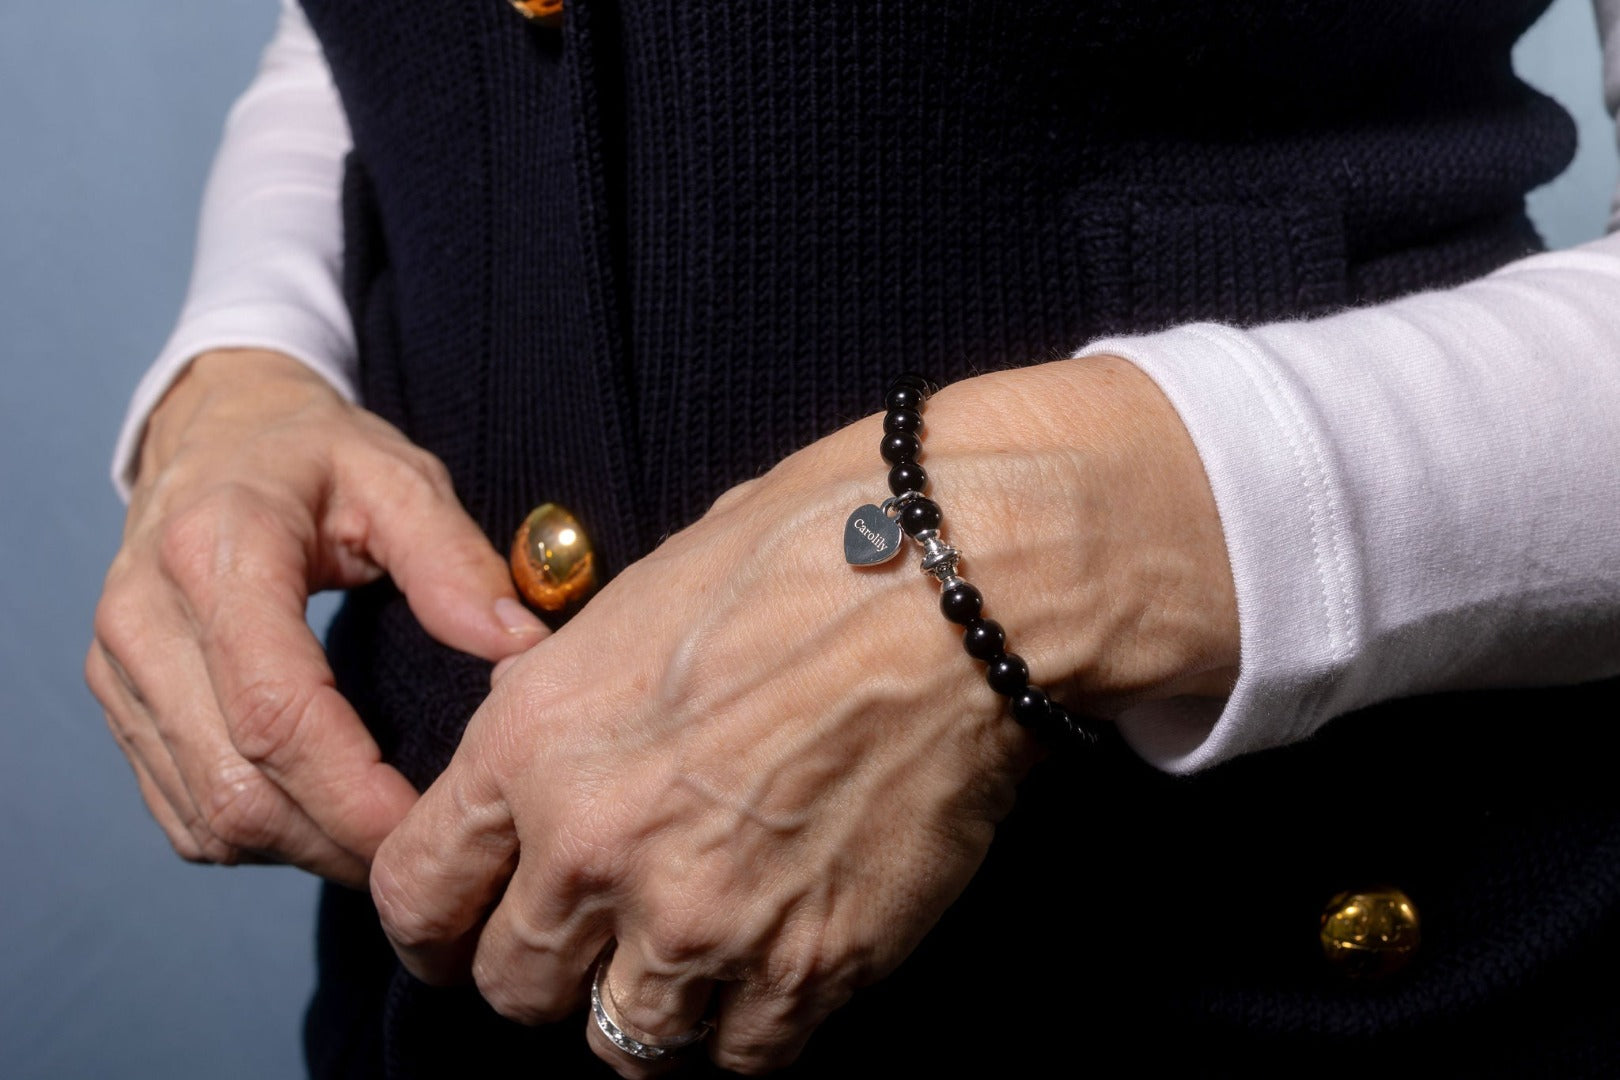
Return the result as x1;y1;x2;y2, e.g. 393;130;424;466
87;349;547;887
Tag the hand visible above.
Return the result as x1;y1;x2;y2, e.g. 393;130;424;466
88;349;548;887
370;357;1239;1073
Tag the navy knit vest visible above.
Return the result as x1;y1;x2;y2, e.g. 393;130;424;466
300;2;1620;1075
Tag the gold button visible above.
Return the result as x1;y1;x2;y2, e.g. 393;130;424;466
508;0;563;27
510;503;598;614
1320;887;1421;979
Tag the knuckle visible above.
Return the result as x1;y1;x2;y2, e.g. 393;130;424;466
84;643;106;692
644;907;724;967
501;899;569;958
201;770;279;851
226;677;315;765
410;450;454;492
371;864;457;953
707;475;762;517
91;587;149;663
85;647;123;708
156;494;234;586
761;924;863;1002
759;953;823;1001
470;919;582;1024
157;484;297;593
470;961;566;1026
375;446;454;502
544;819;625;900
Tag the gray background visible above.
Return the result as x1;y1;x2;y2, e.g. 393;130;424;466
0;2;1613;1077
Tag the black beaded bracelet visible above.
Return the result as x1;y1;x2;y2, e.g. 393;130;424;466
843;374;1098;749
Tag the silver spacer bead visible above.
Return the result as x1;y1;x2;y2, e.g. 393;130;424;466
912;528;940;544
937;573;968;592
920;536;961;577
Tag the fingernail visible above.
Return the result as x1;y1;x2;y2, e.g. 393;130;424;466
495;596;546;636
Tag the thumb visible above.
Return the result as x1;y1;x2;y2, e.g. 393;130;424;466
345;454;549;661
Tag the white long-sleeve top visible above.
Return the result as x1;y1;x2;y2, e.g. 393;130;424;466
115;0;1620;774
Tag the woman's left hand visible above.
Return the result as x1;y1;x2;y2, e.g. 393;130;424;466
368;357;1239;1075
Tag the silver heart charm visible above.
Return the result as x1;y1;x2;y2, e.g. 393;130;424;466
844;504;903;565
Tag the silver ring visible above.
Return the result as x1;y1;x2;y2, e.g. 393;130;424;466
590;943;713;1062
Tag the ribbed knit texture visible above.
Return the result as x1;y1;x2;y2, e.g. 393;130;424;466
296;1;1618;1074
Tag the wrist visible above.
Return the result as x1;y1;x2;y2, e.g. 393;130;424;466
897;359;1239;714
136;348;341;492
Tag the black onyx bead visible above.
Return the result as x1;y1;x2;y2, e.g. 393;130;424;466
887;462;928;496
899;498;942;537
986;653;1029;696
1010;685;1052;729
885;384;924;412
962;618;1006;661
891;373;932;395
880;432;921;465
883;408;923;435
940;583;983;624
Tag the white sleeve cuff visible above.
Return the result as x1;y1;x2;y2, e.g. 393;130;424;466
1081;325;1366;774
1082;236;1620;776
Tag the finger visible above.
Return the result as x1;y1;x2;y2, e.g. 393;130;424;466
99;682;290;868
95;593;374;884
335;446;549;661
116;737;278;867
126;748;209;861
169;517;420;863
467;862;610;1023
584;1011;685;1080
582;939;717;1079
109;705;276;868
87;641;227;863
371;749;521;984
139;640;374;885
92;663;208;863
707;975;845;1075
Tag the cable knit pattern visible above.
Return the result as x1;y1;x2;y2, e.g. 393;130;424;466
294;1;1618;1074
